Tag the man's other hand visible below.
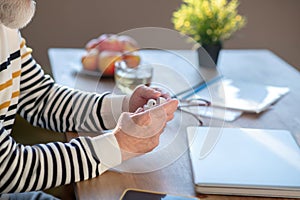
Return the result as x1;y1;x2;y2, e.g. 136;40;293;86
123;85;171;113
115;99;178;161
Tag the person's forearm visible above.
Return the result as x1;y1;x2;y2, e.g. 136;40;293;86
17;44;106;133
18;39;125;133
0;125;121;193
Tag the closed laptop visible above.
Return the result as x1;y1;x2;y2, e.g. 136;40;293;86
187;127;300;198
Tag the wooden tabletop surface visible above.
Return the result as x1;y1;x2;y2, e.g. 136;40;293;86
49;49;300;200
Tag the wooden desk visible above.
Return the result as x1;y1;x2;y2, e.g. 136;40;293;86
49;49;300;200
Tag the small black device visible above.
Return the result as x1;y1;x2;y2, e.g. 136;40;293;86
120;188;199;200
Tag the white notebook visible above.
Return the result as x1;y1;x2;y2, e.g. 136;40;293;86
184;78;290;114
187;127;300;198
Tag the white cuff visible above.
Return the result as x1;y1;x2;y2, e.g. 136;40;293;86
101;94;126;129
91;132;122;173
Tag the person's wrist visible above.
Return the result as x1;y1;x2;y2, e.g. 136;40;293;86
90;131;122;172
113;127;140;161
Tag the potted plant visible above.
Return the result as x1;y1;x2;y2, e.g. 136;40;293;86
172;0;246;65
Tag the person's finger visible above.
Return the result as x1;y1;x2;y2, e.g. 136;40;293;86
131;110;151;126
136;99;177;126
151;87;171;100
138;86;161;99
162;100;178;122
134;107;144;114
155;99;178;114
143;99;177;123
152;134;161;148
161;93;171;100
166;113;175;122
159;123;167;135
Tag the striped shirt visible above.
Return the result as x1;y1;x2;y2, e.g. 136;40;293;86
0;25;123;194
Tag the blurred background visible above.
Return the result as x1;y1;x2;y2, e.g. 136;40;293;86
12;0;299;198
21;0;300;74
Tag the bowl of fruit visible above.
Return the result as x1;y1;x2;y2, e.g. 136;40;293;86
81;34;141;77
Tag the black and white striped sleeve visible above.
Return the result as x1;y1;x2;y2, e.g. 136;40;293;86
0;123;121;193
17;39;125;133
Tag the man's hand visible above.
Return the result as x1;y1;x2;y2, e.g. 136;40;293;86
115;99;178;161
123;85;171;113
